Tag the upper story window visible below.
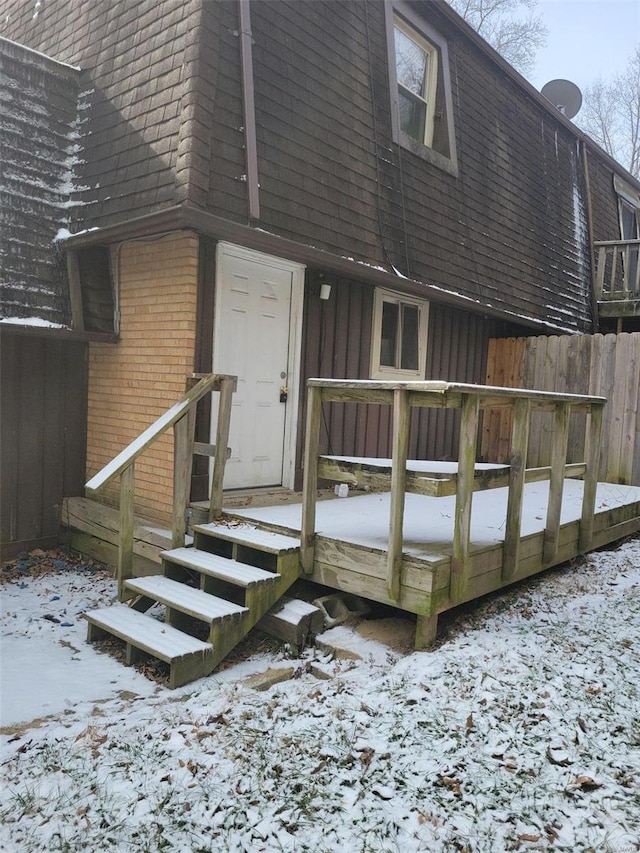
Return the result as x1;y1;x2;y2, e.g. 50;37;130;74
394;17;438;148
385;2;458;175
616;182;640;241
371;288;429;380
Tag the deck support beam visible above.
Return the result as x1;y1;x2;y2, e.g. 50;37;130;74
543;402;570;565
387;389;409;601
579;403;604;552
415;613;438;649
502;398;531;583
173;409;196;548
118;464;135;601
301;385;323;573
450;394;479;603
209;376;235;521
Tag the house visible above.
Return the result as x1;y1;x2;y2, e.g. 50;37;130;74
2;0;639;540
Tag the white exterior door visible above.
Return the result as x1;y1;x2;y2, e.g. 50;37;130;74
212;243;304;490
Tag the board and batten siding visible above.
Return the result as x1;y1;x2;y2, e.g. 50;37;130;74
85;232;199;523
0;331;87;558
483;333;640;486
298;275;514;478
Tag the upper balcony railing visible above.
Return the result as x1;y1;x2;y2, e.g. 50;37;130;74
594;239;640;317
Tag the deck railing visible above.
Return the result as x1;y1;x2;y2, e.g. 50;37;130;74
595;239;640;310
301;380;606;606
85;373;237;599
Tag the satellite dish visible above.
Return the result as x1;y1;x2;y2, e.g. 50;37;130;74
541;79;583;119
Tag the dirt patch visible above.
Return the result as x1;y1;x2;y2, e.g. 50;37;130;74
1;547;111;584
353;616;415;653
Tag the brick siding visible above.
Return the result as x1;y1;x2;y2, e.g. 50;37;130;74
86;231;199;523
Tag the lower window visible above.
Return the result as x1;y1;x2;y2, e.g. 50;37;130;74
371;288;429;379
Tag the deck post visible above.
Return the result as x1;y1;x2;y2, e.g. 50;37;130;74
387;388;409;601
579;402;604;552
209;376;235;521
173;409;195;548
415;613;438;648
118;464;135;601
450;393;480;603
301;384;323;573
595;245;606;298
502;397;531;583
543;401;570;565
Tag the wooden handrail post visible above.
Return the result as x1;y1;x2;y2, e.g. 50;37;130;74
387;388;409;601
543;401;570;565
301;385;323;573
173;409;196;548
209;376;235;521
502;397;531;583
595;245;606;298
450;393;479;603
118;464;135;601
579;402;604;552
611;247;618;293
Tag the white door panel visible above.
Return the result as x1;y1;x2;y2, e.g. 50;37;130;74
212;245;304;490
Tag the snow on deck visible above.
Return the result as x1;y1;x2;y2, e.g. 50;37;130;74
229;480;640;558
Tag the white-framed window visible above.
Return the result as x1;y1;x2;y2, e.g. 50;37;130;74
371;288;429;380
394;15;438;148
385;2;458;174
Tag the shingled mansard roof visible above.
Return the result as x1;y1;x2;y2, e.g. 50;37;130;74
0;37;82;327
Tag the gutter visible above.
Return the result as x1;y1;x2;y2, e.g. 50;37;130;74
238;0;260;220
62;203;562;333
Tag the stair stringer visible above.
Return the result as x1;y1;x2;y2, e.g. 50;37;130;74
204;548;300;670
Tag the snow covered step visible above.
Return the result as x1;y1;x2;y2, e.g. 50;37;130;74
85;604;215;688
161;547;281;587
193;523;300;553
124;575;248;622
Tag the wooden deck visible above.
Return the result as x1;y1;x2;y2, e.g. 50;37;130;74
226;479;640;621
67;377;640;659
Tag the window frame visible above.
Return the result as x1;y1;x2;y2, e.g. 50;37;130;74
393;15;439;149
384;0;458;175
614;175;640;238
370;287;429;380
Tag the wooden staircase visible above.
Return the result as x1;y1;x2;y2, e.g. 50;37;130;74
85;523;301;688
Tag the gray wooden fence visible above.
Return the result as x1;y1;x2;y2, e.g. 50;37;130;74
483;333;640;486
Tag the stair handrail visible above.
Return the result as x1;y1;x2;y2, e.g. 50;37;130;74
85;373;237;599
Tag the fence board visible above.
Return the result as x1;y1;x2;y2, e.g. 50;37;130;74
484;332;640;486
618;335;639;485
483;337;525;463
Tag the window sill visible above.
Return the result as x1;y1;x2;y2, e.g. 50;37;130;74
371;368;425;381
399;131;458;177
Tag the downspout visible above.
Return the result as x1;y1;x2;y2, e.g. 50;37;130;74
581;141;600;333
238;0;260;221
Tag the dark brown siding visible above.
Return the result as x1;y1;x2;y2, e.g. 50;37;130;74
4;0;627;334
0;330;87;558
247;0;593;334
296;272;523;478
199;1;248;221
588;153;622;242
0;39;79;325
1;0;194;227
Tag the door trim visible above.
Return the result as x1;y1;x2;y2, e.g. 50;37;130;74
212;242;305;490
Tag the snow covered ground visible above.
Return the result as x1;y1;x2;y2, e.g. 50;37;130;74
1;539;639;852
